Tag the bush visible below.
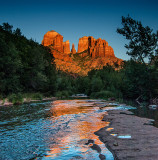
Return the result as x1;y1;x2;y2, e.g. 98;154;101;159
90;90;115;99
62;90;69;98
23;92;43;100
31;93;43;100
55;91;62;99
55;90;70;99
0;94;3;99
8;93;23;104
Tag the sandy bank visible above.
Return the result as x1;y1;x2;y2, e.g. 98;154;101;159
95;110;158;160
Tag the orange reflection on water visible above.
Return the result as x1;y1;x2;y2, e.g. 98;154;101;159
45;144;62;158
50;100;95;117
46;100;109;159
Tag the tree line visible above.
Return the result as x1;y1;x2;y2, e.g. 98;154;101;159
0;16;158;104
0;23;57;98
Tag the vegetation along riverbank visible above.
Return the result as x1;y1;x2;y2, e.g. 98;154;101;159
0;15;158;107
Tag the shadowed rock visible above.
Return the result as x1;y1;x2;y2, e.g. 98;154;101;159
99;154;106;160
85;139;94;145
71;43;76;54
90;144;102;153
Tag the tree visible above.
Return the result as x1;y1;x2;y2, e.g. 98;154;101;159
117;16;158;100
0;22;57;96
2;23;13;33
91;76;103;93
117;15;158;64
13;28;22;36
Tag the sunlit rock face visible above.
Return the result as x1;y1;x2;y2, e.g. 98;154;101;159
78;36;89;53
78;36;115;58
42;30;64;52
42;30;122;76
42;30;70;53
63;40;70;54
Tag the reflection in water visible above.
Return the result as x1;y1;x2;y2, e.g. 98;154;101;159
0;99;134;160
45;100;112;160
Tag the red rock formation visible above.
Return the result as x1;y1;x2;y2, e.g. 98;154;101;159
63;40;70;54
42;30;122;76
78;36;89;53
42;30;64;52
42;30;59;46
42;30;70;53
78;36;115;58
105;46;115;57
71;43;76;54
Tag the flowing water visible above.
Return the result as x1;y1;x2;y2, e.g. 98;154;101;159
0;99;135;160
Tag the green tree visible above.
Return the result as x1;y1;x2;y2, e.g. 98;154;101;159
0;22;57;96
74;77;90;94
117;16;158;100
13;28;22;36
2;23;13;33
91;76;103;93
117;15;158;64
0;39;22;95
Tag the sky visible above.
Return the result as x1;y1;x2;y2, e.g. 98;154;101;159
0;0;158;60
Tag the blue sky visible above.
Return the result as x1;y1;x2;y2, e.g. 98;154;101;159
0;0;158;60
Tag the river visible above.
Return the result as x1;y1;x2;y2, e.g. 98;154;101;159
0;99;136;160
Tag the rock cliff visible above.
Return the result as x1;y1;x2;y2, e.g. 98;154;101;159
63;40;70;54
77;36;115;58
42;30;70;53
42;30;122;76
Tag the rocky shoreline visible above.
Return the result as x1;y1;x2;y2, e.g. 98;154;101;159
95;110;158;160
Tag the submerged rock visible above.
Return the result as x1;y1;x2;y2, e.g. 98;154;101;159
90;144;102;153
85;139;94;145
99;153;106;160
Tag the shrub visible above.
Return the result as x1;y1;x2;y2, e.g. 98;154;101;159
90;90;115;99
0;94;3;100
8;93;24;104
31;93;43;100
55;90;70;99
55;91;62;99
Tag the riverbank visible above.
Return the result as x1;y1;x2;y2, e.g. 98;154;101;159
95;110;158;160
0;97;57;107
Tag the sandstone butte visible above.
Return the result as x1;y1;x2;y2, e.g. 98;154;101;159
42;30;123;76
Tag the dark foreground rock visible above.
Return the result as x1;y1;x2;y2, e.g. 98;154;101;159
95;110;158;160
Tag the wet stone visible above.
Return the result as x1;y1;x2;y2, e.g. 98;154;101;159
113;142;118;146
85;139;94;145
90;143;102;153
99;153;106;160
